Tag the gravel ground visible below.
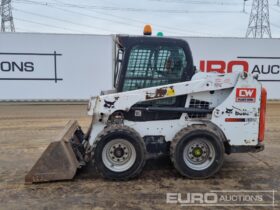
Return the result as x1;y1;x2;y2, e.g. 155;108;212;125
0;103;279;210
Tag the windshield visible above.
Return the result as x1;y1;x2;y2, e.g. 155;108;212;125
122;45;187;91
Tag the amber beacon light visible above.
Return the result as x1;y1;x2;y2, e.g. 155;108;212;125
143;24;152;35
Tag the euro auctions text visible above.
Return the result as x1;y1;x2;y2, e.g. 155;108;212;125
166;190;276;207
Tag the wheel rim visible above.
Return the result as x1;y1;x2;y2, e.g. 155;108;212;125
183;138;215;171
102;139;136;172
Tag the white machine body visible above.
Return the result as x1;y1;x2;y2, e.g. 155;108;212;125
87;72;263;147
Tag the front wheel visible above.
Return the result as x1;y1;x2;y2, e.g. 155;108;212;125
170;125;225;179
93;125;146;180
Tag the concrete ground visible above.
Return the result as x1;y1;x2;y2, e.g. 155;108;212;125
0;103;279;210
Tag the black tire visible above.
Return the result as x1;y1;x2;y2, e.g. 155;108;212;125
170;124;224;179
92;125;146;180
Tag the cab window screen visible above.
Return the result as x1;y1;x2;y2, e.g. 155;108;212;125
123;45;187;92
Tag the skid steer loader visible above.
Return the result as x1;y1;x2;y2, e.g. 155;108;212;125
25;34;266;184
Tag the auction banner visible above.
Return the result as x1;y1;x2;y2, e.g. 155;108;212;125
0;33;279;100
184;37;280;99
0;33;113;101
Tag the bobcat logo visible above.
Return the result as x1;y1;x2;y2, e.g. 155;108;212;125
226;108;233;114
104;97;119;109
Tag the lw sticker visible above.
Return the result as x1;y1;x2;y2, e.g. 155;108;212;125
236;88;256;103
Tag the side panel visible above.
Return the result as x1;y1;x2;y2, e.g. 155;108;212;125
88;73;239;144
211;75;262;146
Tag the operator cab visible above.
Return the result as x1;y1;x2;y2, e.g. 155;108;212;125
114;35;195;121
114;35;195;92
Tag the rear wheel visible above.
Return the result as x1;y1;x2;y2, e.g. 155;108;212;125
93;125;146;180
170;125;224;179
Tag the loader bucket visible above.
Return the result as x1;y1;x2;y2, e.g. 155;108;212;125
25;120;82;184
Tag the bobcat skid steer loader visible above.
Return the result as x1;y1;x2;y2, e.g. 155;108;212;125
25;34;266;183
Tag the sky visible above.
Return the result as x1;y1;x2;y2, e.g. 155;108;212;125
9;0;280;38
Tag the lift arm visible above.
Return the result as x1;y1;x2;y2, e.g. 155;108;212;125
88;72;239;117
